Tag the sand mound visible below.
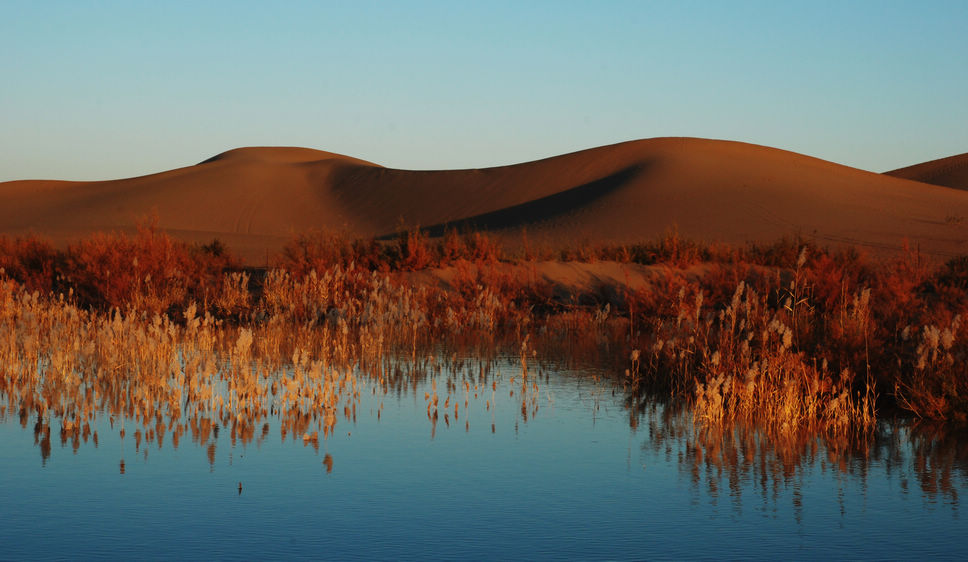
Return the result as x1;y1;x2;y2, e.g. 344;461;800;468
198;146;380;167
2;138;967;264
884;152;968;191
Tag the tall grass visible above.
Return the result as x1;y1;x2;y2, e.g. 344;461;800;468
1;225;967;464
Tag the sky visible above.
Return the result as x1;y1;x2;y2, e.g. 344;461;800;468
2;0;967;181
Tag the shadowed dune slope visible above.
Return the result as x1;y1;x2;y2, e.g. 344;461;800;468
2;138;968;264
884;152;968;191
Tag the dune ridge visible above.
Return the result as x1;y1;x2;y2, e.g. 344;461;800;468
884;152;968;191
2;138;967;264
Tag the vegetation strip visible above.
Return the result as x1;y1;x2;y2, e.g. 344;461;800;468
1;226;966;460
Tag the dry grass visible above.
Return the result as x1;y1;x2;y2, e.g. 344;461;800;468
625;251;876;438
1;226;967;469
623;243;967;428
0;241;553;464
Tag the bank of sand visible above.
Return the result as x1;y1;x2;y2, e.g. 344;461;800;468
2;138;967;266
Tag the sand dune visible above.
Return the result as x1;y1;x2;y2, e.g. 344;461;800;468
884;152;968;190
2;138;967;264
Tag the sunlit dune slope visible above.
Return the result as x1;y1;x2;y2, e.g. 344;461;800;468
884;152;968;191
0;147;378;263
2;138;967;264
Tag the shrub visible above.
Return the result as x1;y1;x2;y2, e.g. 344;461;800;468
60;226;233;314
0;236;58;293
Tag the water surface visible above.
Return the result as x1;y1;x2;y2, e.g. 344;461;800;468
1;359;966;560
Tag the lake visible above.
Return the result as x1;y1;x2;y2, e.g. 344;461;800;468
1;356;966;560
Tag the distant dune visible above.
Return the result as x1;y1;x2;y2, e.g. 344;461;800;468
884;152;968;191
2;138;967;264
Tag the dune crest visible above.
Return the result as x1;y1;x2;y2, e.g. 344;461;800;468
2;138;967;264
198;146;380;167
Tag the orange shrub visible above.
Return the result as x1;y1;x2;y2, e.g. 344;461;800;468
60;226;233;314
438;229;503;265
279;230;389;276
0;236;57;293
398;228;435;271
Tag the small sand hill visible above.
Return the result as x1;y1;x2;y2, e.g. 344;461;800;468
884;152;968;190
2;138;967;264
0;147;379;263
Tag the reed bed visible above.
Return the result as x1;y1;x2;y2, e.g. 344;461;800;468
0;263;552;464
628;276;877;439
625;245;967;434
1;227;967;467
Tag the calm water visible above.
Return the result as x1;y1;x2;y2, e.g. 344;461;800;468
1;359;966;560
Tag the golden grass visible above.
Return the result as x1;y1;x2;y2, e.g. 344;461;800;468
1;227;967;468
629;275;876;439
623;244;967;428
0;264;552;464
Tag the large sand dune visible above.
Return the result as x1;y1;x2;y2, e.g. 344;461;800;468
2;138;967;264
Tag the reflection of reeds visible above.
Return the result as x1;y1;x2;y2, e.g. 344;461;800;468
640;403;968;511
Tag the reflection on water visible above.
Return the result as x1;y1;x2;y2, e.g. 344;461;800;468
901;423;968;502
5;355;967;511
2;356;968;559
4;351;556;473
633;399;968;516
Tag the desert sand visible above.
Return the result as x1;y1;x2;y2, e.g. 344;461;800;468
1;137;966;264
884;152;968;191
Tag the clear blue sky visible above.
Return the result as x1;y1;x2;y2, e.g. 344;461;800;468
3;0;967;181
